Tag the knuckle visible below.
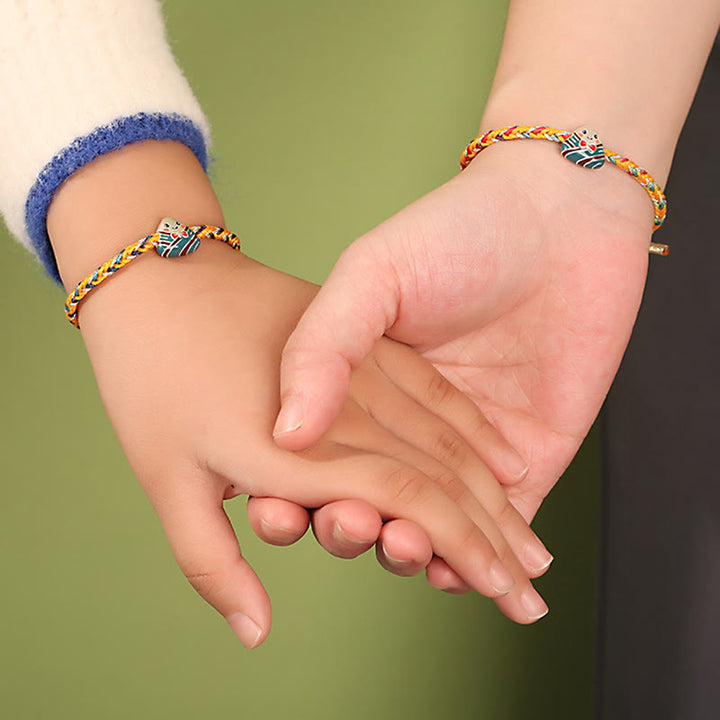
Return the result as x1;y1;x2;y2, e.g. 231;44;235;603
494;542;517;571
184;568;224;602
493;496;518;528
456;522;483;554
385;466;430;507
424;372;455;408
431;470;470;507
434;431;469;470
468;408;492;438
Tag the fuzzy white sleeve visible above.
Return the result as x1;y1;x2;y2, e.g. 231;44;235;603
0;0;211;283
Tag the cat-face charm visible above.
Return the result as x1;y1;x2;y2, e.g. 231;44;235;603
560;127;605;169
154;218;201;257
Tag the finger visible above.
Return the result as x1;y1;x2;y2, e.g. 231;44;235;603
290;448;520;602
506;486;546;525
247;496;310;546
308;493;454;580
372;339;530;486
494;582;549;624
351;361;553;578
375;519;433;577
314;419;548;622
148;474;271;649
311;499;383;559
426;556;473;594
309;499;443;579
380;459;548;622
274;240;399;450
248;494;436;580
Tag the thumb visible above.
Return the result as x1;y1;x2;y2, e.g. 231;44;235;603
150;474;272;649
274;240;400;450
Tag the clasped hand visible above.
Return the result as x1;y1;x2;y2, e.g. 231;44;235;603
53;138;649;650
77;239;551;648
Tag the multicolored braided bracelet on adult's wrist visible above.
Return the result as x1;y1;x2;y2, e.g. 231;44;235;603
64;218;242;328
460;126;669;256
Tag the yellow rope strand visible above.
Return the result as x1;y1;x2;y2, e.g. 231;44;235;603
460;125;668;254
64;223;241;328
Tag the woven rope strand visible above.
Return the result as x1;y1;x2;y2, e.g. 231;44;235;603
604;150;667;229
65;223;241;328
460;125;668;244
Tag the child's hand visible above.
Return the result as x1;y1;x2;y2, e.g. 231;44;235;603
46;140;550;648
75;244;549;646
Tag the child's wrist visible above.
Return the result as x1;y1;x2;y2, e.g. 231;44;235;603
47;140;225;292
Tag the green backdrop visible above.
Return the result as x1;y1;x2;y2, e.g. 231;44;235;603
0;2;601;717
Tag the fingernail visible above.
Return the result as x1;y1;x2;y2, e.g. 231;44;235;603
380;544;412;567
523;539;554;574
332;521;366;549
259;518;299;545
273;396;304;437
504;450;529;482
489;560;516;594
227;613;263;649
521;587;549;620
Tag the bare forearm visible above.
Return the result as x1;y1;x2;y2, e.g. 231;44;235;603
482;0;720;183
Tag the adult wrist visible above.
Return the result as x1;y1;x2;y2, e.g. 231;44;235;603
461;137;655;256
479;81;675;187
480;0;720;195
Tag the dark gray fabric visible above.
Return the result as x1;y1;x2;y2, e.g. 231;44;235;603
598;43;720;720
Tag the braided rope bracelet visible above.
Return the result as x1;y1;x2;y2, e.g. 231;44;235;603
64;218;241;328
460;126;669;256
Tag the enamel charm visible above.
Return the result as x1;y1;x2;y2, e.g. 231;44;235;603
154;217;201;257
560;127;606;169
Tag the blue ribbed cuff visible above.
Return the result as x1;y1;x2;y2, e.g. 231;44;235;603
25;112;209;284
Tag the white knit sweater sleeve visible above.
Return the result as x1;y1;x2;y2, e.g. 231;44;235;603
0;0;211;283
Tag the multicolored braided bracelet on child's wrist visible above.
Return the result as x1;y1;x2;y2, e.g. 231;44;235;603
64;218;242;328
460;126;669;256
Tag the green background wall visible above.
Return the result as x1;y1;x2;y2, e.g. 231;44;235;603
0;2;601;717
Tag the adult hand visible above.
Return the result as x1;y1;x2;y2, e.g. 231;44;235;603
276;141;652;522
77;248;550;645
